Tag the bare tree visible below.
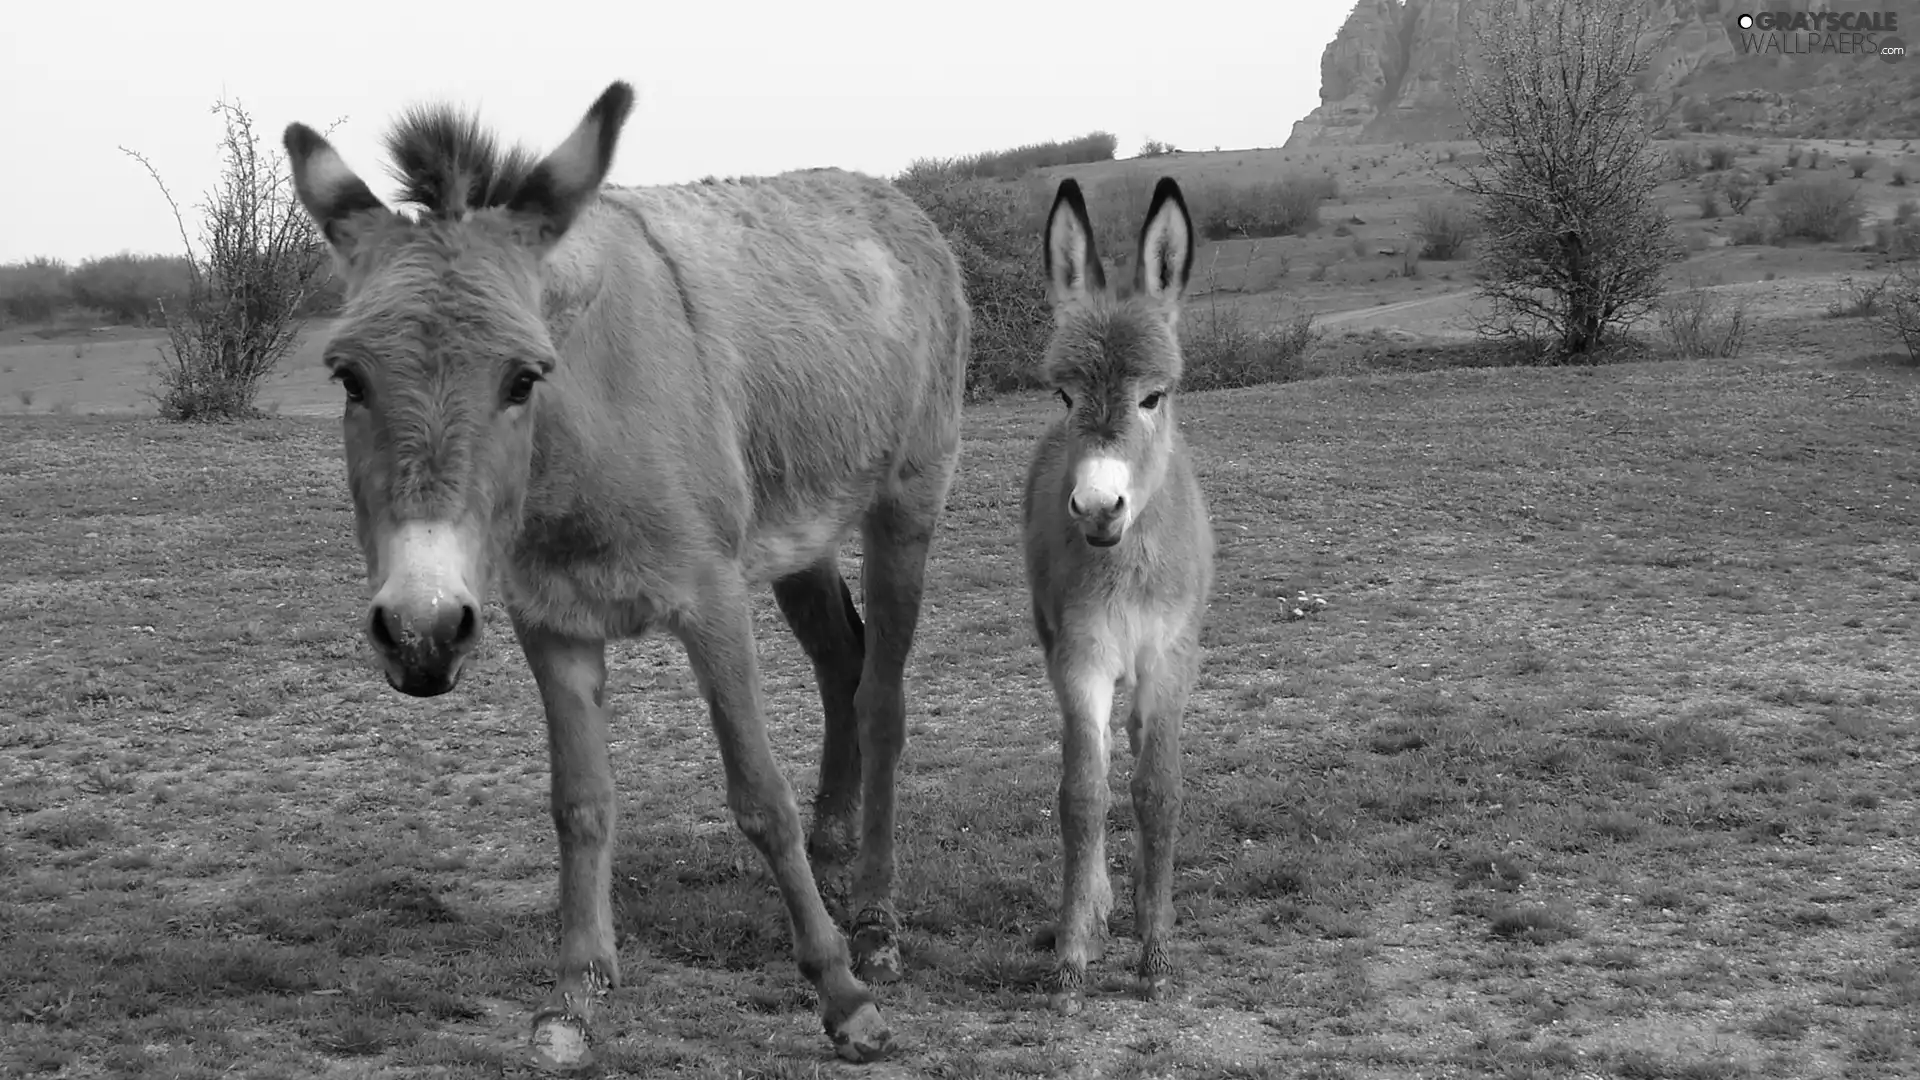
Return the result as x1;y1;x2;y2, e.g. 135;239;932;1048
1448;0;1678;358
123;98;338;420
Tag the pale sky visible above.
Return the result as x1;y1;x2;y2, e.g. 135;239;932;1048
0;0;1348;266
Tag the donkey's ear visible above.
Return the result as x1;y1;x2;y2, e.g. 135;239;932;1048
1133;177;1194;310
1044;178;1104;307
284;123;391;262
507;81;635;247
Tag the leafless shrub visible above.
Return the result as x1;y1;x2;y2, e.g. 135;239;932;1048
1872;263;1920;365
1697;180;1722;219
123;98;334;421
1449;0;1678;358
1414;199;1475;259
1722;172;1758;215
1179;249;1320;388
1826;275;1889;318
1771;178;1861;242
1657;278;1748;358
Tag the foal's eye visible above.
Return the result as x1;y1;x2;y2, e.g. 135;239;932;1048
505;370;542;406
334;370;366;405
1056;389;1073;409
1140;392;1165;411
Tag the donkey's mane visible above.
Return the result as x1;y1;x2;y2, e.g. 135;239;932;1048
382;105;541;217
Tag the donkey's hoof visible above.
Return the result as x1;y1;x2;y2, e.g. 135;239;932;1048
828;1001;893;1062
1050;963;1088;1015
1141;974;1173;1002
528;1013;594;1072
851;913;903;984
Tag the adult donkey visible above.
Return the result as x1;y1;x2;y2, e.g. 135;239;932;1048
283;82;967;1067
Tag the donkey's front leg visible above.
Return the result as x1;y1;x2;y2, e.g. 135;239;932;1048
1126;639;1196;1002
514;617;618;1070
1047;653;1118;1015
674;568;891;1063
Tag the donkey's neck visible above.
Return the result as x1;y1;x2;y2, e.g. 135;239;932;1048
514;219;726;550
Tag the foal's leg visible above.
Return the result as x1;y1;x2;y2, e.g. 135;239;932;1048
673;567;889;1062
1125;633;1197;1001
1047;647;1118;1015
513;617;618;1070
772;559;866;913
843;485;947;982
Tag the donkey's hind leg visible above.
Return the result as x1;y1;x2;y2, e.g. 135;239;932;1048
772;559;866;917
675;566;889;1062
845;470;952;983
1125;634;1197;1001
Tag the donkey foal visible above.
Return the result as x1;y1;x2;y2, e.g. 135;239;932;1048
1023;177;1215;1014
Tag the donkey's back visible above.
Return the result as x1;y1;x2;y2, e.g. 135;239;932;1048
585;168;966;419
534;167;969;578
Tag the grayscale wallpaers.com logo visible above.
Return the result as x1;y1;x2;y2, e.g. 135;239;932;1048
1726;7;1905;63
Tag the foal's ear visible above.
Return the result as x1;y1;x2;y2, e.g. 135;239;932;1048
508;81;635;248
1133;177;1194;311
1044;178;1104;307
284;124;391;265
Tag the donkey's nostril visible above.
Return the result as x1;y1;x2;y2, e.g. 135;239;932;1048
369;604;401;654
1111;493;1126;512
370;601;478;657
453;604;479;647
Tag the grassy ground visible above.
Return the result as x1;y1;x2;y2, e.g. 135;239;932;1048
3;346;1917;1078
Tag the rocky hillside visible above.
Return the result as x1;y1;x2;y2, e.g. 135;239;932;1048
1287;0;1920;146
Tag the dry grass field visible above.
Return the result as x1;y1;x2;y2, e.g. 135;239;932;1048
3;137;1920;1079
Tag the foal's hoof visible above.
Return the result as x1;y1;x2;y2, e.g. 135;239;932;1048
528;1012;594;1072
828;1001;893;1062
851;911;903;984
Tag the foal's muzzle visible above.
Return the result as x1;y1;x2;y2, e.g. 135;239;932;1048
1069;456;1132;548
1076;513;1126;547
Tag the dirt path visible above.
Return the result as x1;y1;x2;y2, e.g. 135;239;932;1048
1309;268;1871;341
1315;289;1477;330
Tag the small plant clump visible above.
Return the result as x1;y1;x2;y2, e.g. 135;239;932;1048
122;97;332;421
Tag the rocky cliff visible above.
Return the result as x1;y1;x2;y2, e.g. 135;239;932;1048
1286;0;1920;146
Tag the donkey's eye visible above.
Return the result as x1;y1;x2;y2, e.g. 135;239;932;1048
505;370;542;407
334;369;366;405
1056;389;1073;409
1140;392;1164;411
